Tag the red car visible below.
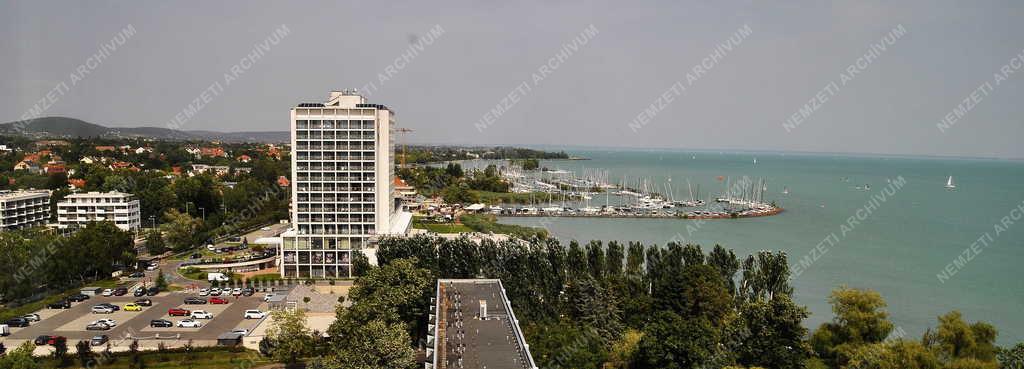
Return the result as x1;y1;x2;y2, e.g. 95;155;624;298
209;297;229;304
168;308;191;317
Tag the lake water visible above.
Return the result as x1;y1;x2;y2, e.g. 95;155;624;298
490;149;1024;344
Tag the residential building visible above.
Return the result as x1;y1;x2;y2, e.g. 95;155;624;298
428;279;538;369
57;191;141;231
0;190;51;231
280;90;412;279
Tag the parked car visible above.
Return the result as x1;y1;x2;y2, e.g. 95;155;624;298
209;297;229;304
86;322;111;331
48;300;71;309
150;319;173;328
5;318;29;327
184;297;207;305
198;288;209;296
243;310;266;319
97;303;120;311
92;319;117;327
90;335;109;346
146;287;159;296
22;314;40;322
91;306;114;314
68;294;90;302
241;287;255;296
146;263;159;271
191;310;213;319
231;288;242;296
190;253;202;259
231;328;250;335
134;298;153;306
34;335;65;346
209;288;222;296
0;324;10;337
177;319;202;328
129;272;145;278
133;288;147;297
124;303;142;311
168;308;190;317
101;289;113;297
113;287;128;296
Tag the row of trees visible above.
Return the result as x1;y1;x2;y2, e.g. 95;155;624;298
0;222;134;303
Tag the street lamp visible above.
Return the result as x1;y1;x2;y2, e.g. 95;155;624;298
149;215;155;229
199;207;205;220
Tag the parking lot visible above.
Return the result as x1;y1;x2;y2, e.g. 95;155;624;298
2;290;268;351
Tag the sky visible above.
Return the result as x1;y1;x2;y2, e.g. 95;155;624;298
2;0;1023;159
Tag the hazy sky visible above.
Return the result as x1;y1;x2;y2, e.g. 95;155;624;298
2;1;1023;158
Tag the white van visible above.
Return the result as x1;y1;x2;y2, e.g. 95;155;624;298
0;324;10;336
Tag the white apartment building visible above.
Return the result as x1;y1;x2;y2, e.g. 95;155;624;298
281;90;412;279
57;191;141;231
0;190;51;231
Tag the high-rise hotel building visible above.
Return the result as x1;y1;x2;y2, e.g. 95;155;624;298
280;90;411;279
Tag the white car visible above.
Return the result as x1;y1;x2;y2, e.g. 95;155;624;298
101;289;113;297
191;310;213;319
210;288;222;296
263;293;276;302
91;306;114;314
231;288;242;296
243;310;265;319
231;328;250;335
91;319;117;327
177;319;202;328
146;264;158;271
198;288;209;296
260;227;271;231
22;314;41;322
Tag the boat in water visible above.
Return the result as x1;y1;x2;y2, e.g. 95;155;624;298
782;186;789;195
945;176;956;190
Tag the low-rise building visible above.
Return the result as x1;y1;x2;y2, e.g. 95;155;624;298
57;191;141;231
0;190;51;231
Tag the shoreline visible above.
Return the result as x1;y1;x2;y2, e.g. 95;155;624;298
494;206;784;220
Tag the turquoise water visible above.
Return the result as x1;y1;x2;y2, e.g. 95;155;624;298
494;149;1024;344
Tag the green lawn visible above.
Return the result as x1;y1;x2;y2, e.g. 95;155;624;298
412;216;473;233
36;347;271;369
460;214;548;239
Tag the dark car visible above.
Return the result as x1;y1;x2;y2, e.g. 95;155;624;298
5;317;30;327
133;288;146;297
190;253;202;259
68;294;90;302
48;300;71;309
129;272;145;278
134;298;153;306
241;287;255;296
146;287;159;296
34;335;65;346
184;297;207;305
150;319;173;328
113;287;128;296
90;335;109;346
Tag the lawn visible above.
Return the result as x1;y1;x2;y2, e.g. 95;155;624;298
35;347;272;369
412;216;472;233
459;214;548;239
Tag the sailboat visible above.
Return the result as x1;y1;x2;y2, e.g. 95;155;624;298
945;176;956;190
782;186;789;195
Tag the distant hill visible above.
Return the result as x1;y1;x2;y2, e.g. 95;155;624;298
0;117;288;143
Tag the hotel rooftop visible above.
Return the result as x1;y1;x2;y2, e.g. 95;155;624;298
427;279;538;369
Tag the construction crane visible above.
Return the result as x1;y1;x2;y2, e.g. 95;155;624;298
393;127;414;169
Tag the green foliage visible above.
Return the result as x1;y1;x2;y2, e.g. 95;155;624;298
459;213;547;238
161;209;201;251
266;308;313;364
923;311;998;363
635;312;723;369
311;319;415;369
145;229;167;255
810;287;895;367
735;295;811;369
0;341;40;369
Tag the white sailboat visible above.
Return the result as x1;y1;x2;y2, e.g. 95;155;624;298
945;176;956;189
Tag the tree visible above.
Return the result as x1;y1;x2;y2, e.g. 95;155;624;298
155;269;168;290
161;209;201;251
655;264;731;325
843;340;942;369
75;340;93;368
735;295;811;369
810;287;895;367
311;319;415;369
52;337;69;366
333;258;433;340
997;343;1024;369
923;311;998;363
636;312;723;369
565;277;623;346
267;308;313;365
0;341;40;369
146;229;167;255
352;250;372;277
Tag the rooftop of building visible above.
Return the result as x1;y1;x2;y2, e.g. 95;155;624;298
0;190;50;201
64;191;135;199
295;89;392;112
431;279;537;369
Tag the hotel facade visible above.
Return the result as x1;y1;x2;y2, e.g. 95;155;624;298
0;190;51;231
56;191;141;231
281;90;410;279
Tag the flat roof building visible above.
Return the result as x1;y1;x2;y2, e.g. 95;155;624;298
281;90;412;279
57;191;141;231
0;190;50;231
428;279;538;369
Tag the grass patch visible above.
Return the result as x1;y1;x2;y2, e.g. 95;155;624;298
460;214;548;239
412;216;473;233
36;346;271;369
247;273;283;282
179;267;207;281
